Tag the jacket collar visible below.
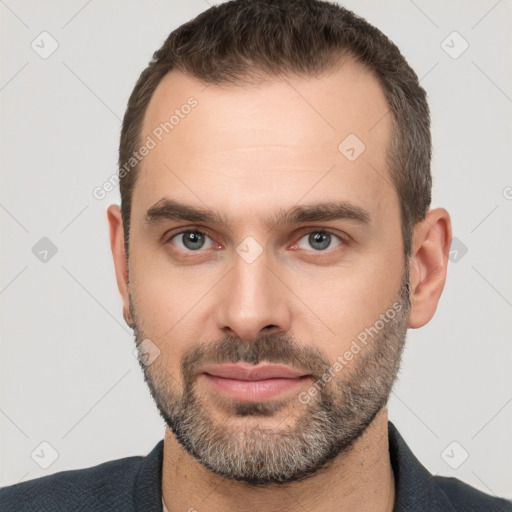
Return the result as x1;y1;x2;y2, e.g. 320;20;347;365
388;422;456;511
134;438;164;512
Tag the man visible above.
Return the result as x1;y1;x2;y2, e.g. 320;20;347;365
1;0;510;510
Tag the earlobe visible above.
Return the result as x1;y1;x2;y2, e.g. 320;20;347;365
408;208;452;329
107;204;133;327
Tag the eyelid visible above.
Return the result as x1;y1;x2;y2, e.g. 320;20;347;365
290;228;347;251
165;228;219;250
163;226;214;243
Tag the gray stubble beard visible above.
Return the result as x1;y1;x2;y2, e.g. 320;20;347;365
131;265;410;486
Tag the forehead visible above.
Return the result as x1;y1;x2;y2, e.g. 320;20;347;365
133;60;396;229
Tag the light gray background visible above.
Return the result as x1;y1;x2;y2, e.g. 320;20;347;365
1;0;511;500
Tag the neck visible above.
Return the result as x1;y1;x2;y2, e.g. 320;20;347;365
161;407;395;512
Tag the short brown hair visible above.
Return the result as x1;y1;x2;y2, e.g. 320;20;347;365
119;0;431;258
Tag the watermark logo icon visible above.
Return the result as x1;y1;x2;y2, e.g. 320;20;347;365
31;441;59;469
441;441;469;469
441;31;469;59
31;31;59;60
32;237;58;263
134;339;161;367
449;237;468;263
338;134;366;161
236;236;263;264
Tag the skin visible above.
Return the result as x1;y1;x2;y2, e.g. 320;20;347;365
107;59;451;511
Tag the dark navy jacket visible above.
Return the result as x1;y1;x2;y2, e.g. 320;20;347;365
1;423;510;511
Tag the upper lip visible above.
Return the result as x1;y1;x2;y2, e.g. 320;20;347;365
202;363;309;381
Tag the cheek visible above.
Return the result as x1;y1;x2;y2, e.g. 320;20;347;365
128;248;176;338
300;256;403;358
128;245;222;354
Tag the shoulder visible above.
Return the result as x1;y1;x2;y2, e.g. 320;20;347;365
0;454;145;512
387;422;511;511
433;475;512;512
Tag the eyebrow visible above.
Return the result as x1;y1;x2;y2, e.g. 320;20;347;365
144;197;371;230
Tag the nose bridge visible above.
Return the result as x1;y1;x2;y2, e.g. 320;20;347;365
217;245;290;340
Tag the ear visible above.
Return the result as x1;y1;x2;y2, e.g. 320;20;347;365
408;208;452;329
107;204;133;328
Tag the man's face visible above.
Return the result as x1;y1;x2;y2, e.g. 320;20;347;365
126;61;410;485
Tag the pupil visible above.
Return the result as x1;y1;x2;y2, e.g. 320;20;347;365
309;232;330;250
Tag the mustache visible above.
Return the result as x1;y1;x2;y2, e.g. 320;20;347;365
181;334;332;383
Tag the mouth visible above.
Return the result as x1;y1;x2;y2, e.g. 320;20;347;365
201;363;312;402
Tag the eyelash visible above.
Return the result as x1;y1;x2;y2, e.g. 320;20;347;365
164;228;347;254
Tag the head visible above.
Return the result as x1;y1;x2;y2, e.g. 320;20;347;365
108;0;451;487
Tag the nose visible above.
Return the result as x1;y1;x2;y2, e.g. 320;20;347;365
215;246;291;342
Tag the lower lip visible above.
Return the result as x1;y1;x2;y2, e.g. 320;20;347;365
203;374;311;401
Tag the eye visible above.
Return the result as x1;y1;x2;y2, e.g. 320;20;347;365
169;230;216;251
296;231;343;251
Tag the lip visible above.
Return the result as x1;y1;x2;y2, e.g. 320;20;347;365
201;363;309;380
201;363;312;402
